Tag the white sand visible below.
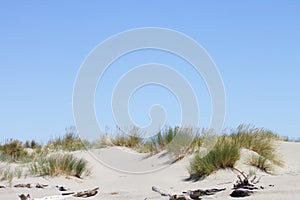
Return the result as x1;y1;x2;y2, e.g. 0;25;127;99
1;141;300;199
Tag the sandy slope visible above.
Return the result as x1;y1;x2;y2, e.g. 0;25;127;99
1;141;300;199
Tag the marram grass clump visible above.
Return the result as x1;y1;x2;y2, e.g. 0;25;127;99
229;124;284;167
247;155;274;173
0;139;34;162
138;126;196;156
29;154;90;178
46;134;85;152
0;166;25;183
188;125;283;179
111;133;142;149
189;137;240;179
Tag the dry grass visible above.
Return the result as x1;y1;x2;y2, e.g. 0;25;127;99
45;127;86;151
111;134;142;148
0;139;35;163
108;126;143;149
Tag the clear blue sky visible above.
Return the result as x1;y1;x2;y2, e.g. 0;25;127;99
0;1;299;143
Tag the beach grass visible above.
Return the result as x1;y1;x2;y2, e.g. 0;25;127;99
229;124;283;167
106;126;183;153
138;126;197;156
139;126;180;153
111;133;142;149
0;166;25;183
247;155;274;173
189;137;240;179
0;139;36;163
45;127;86;151
0;128;91;180
108;126;143;149
0;124;285;181
29;153;90;178
188;125;283;179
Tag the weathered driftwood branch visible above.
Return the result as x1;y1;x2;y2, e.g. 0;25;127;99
14;183;71;192
152;186;226;200
169;195;189;200
152;186;170;196
230;169;263;198
230;189;254;198
152;186;189;200
232;168;260;190
183;188;226;199
56;186;69;191
18;187;99;200
73;187;99;197
14;183;48;189
19;194;72;200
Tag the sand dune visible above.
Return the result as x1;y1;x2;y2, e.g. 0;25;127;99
1;141;300;199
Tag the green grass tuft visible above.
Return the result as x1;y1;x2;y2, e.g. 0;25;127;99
229;124;283;167
0;166;25;183
138;126;182;153
29;153;90;178
247;155;273;173
189;137;240;179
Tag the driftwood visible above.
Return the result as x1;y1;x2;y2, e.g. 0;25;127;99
19;194;70;200
183;188;226;199
169;195;189;200
152;186;189;200
73;187;99;197
230;190;253;197
18;187;99;200
233;168;260;190
56;186;69;191
230;168;262;198
19;194;31;200
152;186;226;200
152;186;170;196
14;183;48;189
14;183;70;191
14;184;32;188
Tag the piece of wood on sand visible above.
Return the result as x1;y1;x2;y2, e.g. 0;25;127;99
18;187;100;200
14;183;32;188
19;194;72;200
233;168;260;190
72;187;100;198
152;186;189;200
152;186;226;200
230;189;254;198
230;168;262;198
14;183;48;189
183;188;226;199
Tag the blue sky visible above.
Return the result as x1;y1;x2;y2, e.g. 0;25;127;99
0;1;299;142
